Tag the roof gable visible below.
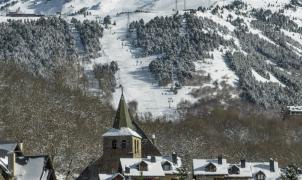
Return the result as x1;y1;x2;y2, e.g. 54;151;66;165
205;162;217;172
228;165;240;174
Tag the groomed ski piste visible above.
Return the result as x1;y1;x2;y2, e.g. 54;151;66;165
1;0;301;119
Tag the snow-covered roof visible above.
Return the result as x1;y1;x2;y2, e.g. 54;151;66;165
193;158;281;179
120;155;182;177
150;155;182;175
287;106;302;112
102;127;142;138
193;158;228;176
15;156;51;180
227;163;253;178
251;162;281;180
99;173;124;180
0;141;20;175
0;143;18;153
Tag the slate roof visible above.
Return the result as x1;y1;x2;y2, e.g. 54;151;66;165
113;94;133;129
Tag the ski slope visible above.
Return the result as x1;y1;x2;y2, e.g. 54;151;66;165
90;11;199;118
1;0;300;118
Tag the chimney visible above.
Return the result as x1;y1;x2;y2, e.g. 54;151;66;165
8;152;16;176
151;134;156;145
269;158;275;172
125;166;130;173
172;152;178;164
218;155;223;165
241;159;246;168
151;156;156;163
17;142;23;153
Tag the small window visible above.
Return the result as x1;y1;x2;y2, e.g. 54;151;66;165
121;140;127;149
228;165;240;174
256;172;266;180
137;161;148;171
205;163;216;172
162;162;171;171
112;140;117;149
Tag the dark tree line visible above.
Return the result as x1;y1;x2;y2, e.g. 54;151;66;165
128;3;302;108
0;17;103;81
0;17;77;78
129;13;233;85
72;18;104;55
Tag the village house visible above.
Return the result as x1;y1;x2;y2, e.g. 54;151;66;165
193;156;281;180
0;141;56;180
119;153;182;180
78;93;183;180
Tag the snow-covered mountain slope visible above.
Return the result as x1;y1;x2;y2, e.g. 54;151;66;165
1;0;302;117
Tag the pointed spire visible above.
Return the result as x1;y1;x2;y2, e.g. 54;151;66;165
113;90;133;129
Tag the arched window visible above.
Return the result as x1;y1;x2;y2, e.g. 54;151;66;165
121;140;127;149
256;171;266;180
162;161;172;171
112;140;117;149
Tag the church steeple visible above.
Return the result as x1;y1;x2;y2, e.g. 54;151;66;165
113;92;133;129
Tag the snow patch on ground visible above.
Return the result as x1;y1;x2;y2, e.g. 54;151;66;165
194;49;239;87
251;69;285;87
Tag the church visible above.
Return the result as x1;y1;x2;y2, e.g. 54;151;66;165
77;93;183;180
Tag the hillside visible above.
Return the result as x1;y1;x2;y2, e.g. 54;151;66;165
0;0;302;178
2;0;301;117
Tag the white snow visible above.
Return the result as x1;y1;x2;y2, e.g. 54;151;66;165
250;162;281;180
120;155;182;177
15;156;49;180
193;158;282;179
281;29;302;55
88;12;199;118
193;158;229;176
251;69;285;87
102;127;142;138
194;49;239;87
1;0;300;118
